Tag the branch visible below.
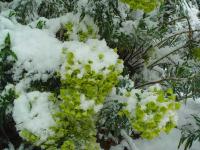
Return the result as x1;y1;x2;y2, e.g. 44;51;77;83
153;29;200;48
135;77;187;88
167;16;186;25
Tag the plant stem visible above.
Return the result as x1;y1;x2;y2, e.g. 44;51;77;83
120;129;139;150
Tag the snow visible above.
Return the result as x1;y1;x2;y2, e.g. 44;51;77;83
62;39;120;76
11;28;62;76
119;20;135;35
77;0;88;11
12;91;56;142
178;98;200;128
0;15;62;91
134;128;200;150
80;94;103;112
110;99;200;150
118;2;129;19
15;78;31;94
182;0;200;29
32;13;100;41
0;16;16;33
80;94;95;111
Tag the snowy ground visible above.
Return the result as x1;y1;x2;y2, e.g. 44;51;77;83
135;129;200;150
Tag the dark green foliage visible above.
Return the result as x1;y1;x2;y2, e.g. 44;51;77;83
0;90;15;117
197;0;200;6
80;0;188;78
179;115;200;150
28;75;61;95
0;89;16;126
13;0;38;24
0;33;19;149
81;0;121;44
81;0;145;57
0;0;13;2
38;0;75;19
12;0;76;24
0;88;18;149
0;33;17;91
97;100;131;147
164;61;200;101
36;20;46;29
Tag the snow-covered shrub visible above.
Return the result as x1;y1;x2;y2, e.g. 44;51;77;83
1;0;200;149
0;18;62;94
44;89;100;150
61;39;123;104
128;87;180;139
12;91;56;145
106;76;181;140
30;13;99;42
42;39;123;149
10;36;123;149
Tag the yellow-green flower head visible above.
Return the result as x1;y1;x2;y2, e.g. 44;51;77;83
111;77;180;140
44;39;123;149
121;0;163;12
42;13;99;42
63;14;99;42
62;39;123;76
61;39;123;104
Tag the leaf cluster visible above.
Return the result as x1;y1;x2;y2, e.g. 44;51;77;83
0;33;17;91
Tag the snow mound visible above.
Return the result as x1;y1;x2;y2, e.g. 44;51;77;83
12;91;56;142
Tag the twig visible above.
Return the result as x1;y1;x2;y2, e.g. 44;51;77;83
153;29;200;48
135;77;187;88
